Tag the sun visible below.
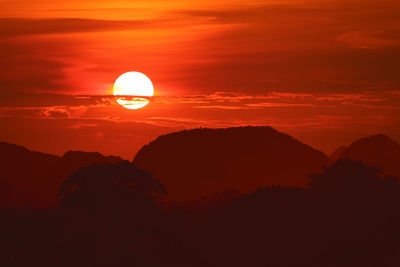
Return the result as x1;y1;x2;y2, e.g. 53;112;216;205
113;72;154;109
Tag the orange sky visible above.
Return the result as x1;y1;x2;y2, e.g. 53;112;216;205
0;0;399;159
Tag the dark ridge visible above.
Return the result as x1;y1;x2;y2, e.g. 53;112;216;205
0;141;60;161
0;142;123;208
346;134;399;149
338;134;400;177
62;151;123;169
134;126;331;200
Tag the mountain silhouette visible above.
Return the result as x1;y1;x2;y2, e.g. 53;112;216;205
133;126;331;200
0;142;123;208
333;134;400;177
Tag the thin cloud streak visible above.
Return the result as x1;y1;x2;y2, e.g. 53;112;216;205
0;18;151;37
0;91;398;112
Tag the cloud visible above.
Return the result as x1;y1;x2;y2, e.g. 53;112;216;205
40;107;71;118
0;91;398;115
0;39;72;93
194;105;249;110
246;103;316;108
315;94;384;102
2;1;400;95
0;18;153;37
67;122;99;129
391;91;400;96
159;1;400;93
336;30;400;49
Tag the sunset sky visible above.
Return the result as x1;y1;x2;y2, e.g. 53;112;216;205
1;0;399;159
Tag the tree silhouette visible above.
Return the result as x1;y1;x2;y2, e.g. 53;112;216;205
55;161;168;267
308;159;399;194
189;159;400;267
58;160;166;213
306;159;400;267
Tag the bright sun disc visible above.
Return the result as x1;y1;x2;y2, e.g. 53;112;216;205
113;72;154;109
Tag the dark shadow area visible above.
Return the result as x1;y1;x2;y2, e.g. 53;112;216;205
2;158;400;266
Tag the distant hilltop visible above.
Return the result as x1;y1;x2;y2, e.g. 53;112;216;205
134;126;331;200
330;134;400;178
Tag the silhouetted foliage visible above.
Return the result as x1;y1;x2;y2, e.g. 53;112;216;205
308;159;399;193
55;161;170;267
200;159;400;267
58;160;166;213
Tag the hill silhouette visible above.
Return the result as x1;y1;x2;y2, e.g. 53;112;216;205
0;142;123;208
133;126;331;200
333;134;400;177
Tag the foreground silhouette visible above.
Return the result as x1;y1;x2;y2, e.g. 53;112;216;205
2;159;400;267
55;161;169;266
